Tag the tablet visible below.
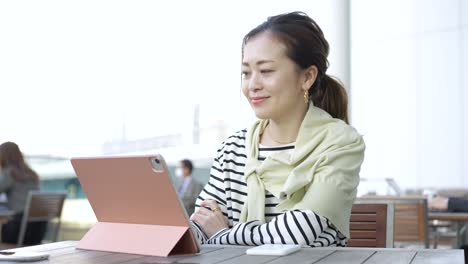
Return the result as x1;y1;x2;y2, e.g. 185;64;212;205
71;155;200;257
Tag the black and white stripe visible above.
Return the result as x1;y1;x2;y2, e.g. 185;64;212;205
193;129;347;247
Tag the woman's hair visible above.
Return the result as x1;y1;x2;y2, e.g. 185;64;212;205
0;142;39;182
242;11;349;123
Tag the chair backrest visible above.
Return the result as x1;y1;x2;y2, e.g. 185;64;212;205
18;191;67;247
348;203;394;247
356;196;429;248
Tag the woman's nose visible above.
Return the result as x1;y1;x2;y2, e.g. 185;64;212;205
248;73;262;91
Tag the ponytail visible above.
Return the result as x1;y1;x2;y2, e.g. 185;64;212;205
310;75;349;124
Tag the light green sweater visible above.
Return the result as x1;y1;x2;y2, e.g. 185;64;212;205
240;106;365;237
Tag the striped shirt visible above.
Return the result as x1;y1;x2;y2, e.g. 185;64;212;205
191;129;347;247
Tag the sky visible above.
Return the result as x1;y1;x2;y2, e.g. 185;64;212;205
0;0;340;157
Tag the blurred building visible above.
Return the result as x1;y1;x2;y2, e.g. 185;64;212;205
28;105;231;198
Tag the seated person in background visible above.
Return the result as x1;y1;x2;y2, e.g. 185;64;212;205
429;196;468;212
0;142;47;245
175;159;203;216
190;12;365;246
429;196;468;262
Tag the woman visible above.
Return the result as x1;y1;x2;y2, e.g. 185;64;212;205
0;141;46;244
190;11;365;246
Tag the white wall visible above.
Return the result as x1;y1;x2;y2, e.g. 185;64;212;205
351;0;467;189
462;0;468;188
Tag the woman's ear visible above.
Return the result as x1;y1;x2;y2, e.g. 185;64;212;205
302;65;318;92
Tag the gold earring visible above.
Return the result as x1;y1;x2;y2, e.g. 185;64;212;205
304;90;309;104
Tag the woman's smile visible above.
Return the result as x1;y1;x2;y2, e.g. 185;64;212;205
250;96;270;105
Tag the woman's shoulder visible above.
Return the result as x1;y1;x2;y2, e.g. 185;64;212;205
310;108;363;147
0;166;38;184
0;166;14;178
314;108;360;136
329;120;361;141
221;128;248;146
214;129;248;156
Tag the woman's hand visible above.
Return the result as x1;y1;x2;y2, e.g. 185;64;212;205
190;200;228;238
428;196;449;211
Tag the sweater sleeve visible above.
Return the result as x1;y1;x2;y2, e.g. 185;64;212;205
448;197;468;212
205;210;344;246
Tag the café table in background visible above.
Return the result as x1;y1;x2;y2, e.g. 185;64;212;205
429;212;468;248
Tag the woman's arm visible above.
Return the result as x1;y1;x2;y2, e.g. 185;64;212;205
448;197;468;212
428;196;468;212
205;209;343;246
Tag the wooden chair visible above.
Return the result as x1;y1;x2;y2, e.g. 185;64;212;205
2;191;67;248
348;203;394;247
357;196;429;248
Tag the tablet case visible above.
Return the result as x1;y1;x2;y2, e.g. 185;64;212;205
71;155;200;257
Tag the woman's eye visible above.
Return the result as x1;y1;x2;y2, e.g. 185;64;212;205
261;69;274;74
241;71;251;78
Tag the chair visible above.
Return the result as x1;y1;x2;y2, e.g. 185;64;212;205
348;203;394;247
357;196;430;248
14;191;66;247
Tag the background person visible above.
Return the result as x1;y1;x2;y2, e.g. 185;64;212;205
175;159;203;216
0;141;47;245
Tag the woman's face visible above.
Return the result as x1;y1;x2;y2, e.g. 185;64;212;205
241;33;307;121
